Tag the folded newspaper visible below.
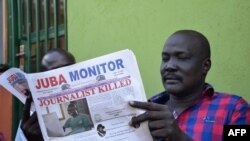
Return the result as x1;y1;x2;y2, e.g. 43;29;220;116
0;49;153;141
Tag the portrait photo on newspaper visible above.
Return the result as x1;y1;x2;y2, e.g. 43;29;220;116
9;72;30;97
42;98;94;137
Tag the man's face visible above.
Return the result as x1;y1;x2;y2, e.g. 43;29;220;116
13;80;29;95
67;106;77;117
160;33;205;97
98;127;104;132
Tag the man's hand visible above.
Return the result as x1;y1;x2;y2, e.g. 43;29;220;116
20;90;43;141
129;101;192;141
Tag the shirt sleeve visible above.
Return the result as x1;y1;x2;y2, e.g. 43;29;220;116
15;121;27;141
230;97;250;124
80;114;93;130
63;118;71;128
84;115;92;127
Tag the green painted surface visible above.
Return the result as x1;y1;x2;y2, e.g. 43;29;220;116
68;0;250;102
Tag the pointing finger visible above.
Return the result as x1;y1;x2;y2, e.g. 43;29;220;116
129;111;152;128
129;101;168;111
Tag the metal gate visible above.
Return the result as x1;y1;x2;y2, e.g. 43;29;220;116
7;0;68;139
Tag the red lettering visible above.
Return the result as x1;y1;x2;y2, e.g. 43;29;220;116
75;91;84;99
98;85;106;93
62;95;70;101
58;74;67;84
36;79;41;89
84;90;90;96
56;96;65;103
70;93;76;99
44;99;50;106
40;78;49;89
35;74;67;90
50;77;58;86
7;74;18;84
36;78;50;89
39;99;44;106
120;79;131;87
84;88;95;96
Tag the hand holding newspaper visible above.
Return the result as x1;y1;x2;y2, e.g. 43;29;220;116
0;49;153;141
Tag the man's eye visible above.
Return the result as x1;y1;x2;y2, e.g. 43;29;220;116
178;57;187;60
162;56;169;61
178;55;189;60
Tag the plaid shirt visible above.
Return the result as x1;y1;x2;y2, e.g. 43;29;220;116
149;84;250;141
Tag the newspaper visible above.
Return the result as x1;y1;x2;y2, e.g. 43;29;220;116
0;67;36;111
0;49;153;141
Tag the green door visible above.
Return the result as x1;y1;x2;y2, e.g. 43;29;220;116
7;0;68;139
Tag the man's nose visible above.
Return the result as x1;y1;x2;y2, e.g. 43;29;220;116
164;60;177;72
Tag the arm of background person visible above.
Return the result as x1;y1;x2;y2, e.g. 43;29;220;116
15;121;28;141
20;90;43;141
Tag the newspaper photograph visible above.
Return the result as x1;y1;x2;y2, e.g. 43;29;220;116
11;49;153;141
0;68;36;111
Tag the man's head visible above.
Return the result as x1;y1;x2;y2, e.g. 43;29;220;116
67;103;78;117
13;80;29;96
160;30;211;97
41;48;76;71
97;124;105;133
0;64;10;74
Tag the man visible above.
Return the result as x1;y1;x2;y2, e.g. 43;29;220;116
97;124;106;137
63;103;93;135
19;31;250;141
12;77;29;96
129;30;250;141
0;64;10;73
19;48;76;141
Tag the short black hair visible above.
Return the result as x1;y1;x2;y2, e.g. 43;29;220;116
41;48;76;71
173;30;211;58
45;48;76;64
97;124;105;129
68;103;77;110
0;64;10;73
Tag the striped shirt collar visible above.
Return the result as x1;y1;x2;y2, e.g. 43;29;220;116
149;83;215;104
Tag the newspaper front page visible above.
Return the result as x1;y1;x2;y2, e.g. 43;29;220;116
0;68;36;111
0;68;29;104
0;49;153;141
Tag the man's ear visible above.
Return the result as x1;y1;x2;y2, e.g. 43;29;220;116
202;58;211;75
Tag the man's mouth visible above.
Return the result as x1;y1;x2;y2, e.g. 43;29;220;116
165;79;179;84
163;74;181;83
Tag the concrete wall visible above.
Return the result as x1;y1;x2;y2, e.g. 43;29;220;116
68;0;250;102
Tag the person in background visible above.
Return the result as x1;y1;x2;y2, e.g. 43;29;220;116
63;103;93;135
0;64;10;73
18;48;76;141
97;124;106;137
129;30;250;141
